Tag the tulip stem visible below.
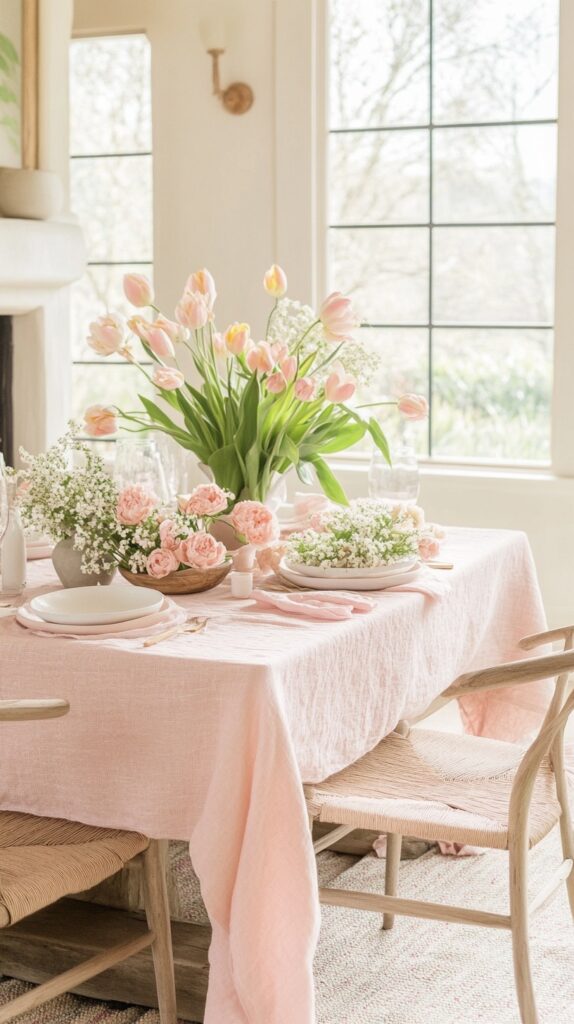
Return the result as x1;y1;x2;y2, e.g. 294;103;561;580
293;318;321;354
355;400;397;409
265;300;278;340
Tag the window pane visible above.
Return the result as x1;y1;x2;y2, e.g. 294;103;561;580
72;363;156;424
71;264;154;361
360;328;429;456
70;35;151;156
330;131;429;225
330;228;429;324
70;155;152;262
433;0;559;124
432;329;552;461
433;124;557;223
433;226;554;324
329;0;429;129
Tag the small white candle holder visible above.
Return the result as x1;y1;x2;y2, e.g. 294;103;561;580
230;571;253;598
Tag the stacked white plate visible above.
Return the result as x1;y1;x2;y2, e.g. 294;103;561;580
30;586;163;626
279;556;421;592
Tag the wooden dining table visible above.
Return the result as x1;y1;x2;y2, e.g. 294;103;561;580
0;527;550;1023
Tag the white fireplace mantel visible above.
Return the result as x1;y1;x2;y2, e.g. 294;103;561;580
0;219;85;313
0;218;86;460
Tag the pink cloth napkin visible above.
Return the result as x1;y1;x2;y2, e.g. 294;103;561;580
16;596;187;639
251;588;375;620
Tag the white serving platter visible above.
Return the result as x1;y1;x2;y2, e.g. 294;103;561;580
30;586;163;626
283;555;418;580
278;561;421;592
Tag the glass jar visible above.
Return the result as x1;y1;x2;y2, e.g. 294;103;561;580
369;444;420;504
113;437;169;502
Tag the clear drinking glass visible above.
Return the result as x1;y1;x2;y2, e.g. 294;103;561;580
112;437;169;502
369;445;420;503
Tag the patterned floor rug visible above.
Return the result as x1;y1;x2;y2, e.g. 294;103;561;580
1;832;573;1023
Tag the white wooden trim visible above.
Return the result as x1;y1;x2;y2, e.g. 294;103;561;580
551;0;574;476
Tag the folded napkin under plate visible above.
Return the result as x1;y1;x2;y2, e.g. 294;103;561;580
16;596;187;640
251;589;376;620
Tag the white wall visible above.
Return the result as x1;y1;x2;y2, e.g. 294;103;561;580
73;0;574;627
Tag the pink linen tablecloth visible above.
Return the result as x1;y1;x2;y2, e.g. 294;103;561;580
0;527;550;1023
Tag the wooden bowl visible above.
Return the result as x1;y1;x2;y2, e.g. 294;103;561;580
119;561;231;595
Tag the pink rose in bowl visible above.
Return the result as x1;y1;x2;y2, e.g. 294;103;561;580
177;531;226;570
159;518;179;550
230;501;279;547
146;547;180;579
184;483;229;517
117;485;159;526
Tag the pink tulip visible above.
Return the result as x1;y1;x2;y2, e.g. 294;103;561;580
146;547;179;578
152;366;184;390
325;362;356;403
294;377;317;402
212;331;227;356
127;314;152;341
271;341;288;362
87;313;125;356
123;273;154;307
266;372;286;394
397;393;429;421
185;269;217;313
83;404;118;437
154;314;189;344
175;291;209;330
280;356;297;382
263;264;288;298
319;291;359;342
246;341;274;374
225;322;251;355
146;327;175;359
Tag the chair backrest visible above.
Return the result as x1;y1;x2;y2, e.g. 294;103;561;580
0;699;70;722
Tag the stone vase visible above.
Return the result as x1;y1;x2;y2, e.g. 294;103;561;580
52;537;116;588
0;168;64;220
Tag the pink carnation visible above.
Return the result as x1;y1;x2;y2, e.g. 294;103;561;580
177;531;226;570
418;534;441;561
117;485;159;526
184;483;229;518
146;547;179;578
230;501;279;547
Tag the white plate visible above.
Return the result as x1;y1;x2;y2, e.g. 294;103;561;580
278;563;422;591
30;586;164;625
283;556;418;580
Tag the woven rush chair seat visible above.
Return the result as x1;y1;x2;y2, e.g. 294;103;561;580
0;810;149;926
310;727;561;851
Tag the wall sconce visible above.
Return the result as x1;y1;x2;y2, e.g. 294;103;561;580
199;3;254;116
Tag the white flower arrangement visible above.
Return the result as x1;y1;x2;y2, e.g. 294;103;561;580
18;427;119;575
286;498;423;569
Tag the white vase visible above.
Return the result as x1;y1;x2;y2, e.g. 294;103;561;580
0;168;64;220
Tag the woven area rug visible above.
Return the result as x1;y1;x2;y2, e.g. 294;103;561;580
1;833;573;1023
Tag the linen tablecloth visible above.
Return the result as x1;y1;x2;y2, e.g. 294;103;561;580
0;527;550;1023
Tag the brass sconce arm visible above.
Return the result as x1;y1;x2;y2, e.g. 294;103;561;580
207;49;254;115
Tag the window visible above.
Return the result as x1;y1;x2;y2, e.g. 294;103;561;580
327;0;559;463
69;33;155;432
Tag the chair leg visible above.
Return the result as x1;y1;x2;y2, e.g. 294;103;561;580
509;842;538;1024
382;833;402;931
142;840;178;1024
551;733;574;920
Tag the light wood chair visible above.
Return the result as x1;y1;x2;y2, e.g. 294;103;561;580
305;625;574;1024
0;698;177;1024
